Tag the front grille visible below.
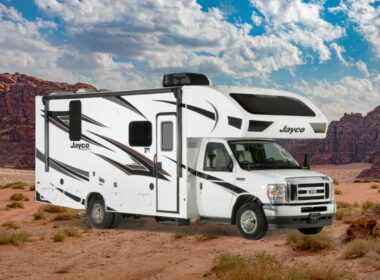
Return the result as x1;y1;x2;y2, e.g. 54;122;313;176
289;182;330;203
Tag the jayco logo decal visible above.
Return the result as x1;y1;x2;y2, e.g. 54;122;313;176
279;125;305;134
70;142;90;150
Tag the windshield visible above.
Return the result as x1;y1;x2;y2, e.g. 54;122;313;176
228;141;300;170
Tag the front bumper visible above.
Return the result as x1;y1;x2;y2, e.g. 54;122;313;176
263;203;335;229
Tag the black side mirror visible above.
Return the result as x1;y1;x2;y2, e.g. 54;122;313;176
303;154;310;169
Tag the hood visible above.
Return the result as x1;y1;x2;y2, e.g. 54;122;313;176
241;168;329;184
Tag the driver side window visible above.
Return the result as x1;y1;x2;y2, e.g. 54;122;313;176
203;143;233;172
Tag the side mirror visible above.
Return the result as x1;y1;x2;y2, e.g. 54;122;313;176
303;154;310;169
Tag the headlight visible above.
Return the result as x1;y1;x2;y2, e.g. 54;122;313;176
267;184;287;204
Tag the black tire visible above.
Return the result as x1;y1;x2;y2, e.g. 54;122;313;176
110;213;123;229
236;202;268;240
298;227;323;235
87;195;114;229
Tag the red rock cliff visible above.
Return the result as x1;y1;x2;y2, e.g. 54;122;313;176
0;73;96;169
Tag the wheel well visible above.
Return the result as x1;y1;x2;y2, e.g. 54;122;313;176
85;192;104;210
231;194;262;224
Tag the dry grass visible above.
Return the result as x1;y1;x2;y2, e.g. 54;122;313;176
51;231;66;242
63;228;81;237
52;212;76;221
40;205;67;213
33;211;47;220
335;202;361;223
173;233;193;239
2;221;21;230
370;184;380;189
10;193;29;201
0;231;30;246
361;200;375;211
335;188;343;195
6;201;24;209
29;185;35;191
209;252;352;280
0;182;28;189
342;238;380;260
196;234;219;241
333;178;340;185
286;231;334;252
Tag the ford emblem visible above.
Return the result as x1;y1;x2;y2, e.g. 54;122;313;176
309;189;316;194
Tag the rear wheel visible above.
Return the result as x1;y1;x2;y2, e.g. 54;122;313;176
87;195;114;229
236;202;268;240
298;227;323;235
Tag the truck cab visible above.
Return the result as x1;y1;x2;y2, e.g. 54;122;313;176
195;138;335;239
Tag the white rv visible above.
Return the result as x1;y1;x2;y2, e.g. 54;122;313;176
35;73;335;240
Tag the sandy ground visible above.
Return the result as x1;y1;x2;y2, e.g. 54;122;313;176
0;164;379;280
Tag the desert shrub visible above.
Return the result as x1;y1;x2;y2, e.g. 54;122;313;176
196;234;218;241
335;206;361;223
52;212;76;221
173;233;193;239
210;252;352;280
0;182;27;189
337;201;351;209
33;211;46;220
353;179;362;183
29;185;35;191
51;231;66;242
0;231;30;246
370;184;380;189
286;231;334;252
341;238;380;260
6;201;24;209
2;221;21;230
10;193;29;201
63;228;81;237
361;200;375;211
334;188;343;195
333;178;340;185
40;205;67;213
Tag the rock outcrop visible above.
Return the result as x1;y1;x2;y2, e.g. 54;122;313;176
346;204;380;240
0;73;96;169
281;106;380;168
358;159;380;179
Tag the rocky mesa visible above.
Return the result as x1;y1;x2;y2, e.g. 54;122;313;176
0;72;96;169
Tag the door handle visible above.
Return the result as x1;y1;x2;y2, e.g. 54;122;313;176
200;183;203;190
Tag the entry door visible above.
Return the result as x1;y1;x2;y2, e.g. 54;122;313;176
198;142;235;218
156;114;178;213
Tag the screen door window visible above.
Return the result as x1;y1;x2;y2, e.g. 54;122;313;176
161;121;173;151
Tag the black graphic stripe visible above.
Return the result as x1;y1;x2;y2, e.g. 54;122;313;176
82;115;108;127
36;149;89;181
165;156;247;194
104;96;146;118
208;102;219;132
155;100;215;120
228;116;242;129
90;132;170;180
56;188;82;203
35;191;51;204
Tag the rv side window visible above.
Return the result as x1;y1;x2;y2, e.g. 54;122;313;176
161;122;173;151
69;101;82;141
129;121;152;147
204;143;233;172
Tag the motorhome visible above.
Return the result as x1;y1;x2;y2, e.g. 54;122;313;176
35;73;335;240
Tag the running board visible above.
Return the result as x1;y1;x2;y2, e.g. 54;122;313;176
155;218;190;226
197;217;231;224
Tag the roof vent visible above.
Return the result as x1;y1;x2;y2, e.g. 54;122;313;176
163;73;209;87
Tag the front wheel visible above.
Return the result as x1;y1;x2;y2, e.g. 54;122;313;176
236;202;268;240
298;227;323;235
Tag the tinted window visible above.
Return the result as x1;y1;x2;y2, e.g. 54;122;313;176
204;143;233;172
231;93;316;117
129;121;152;146
69;101;82;141
161;122;173;151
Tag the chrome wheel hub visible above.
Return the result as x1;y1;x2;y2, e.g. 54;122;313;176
92;203;104;224
240;210;257;234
